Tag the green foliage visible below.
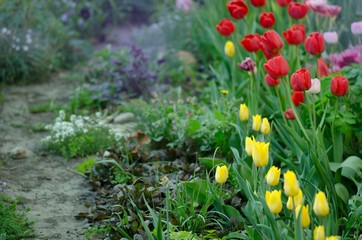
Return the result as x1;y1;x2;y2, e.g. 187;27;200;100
0;195;33;240
76;156;96;174
42;111;116;159
124;93;238;157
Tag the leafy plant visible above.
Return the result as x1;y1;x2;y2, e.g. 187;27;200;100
0;194;33;240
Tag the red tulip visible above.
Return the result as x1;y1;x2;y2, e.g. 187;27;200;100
240;34;261;52
227;0;249;20
283;24;306;45
260;12;275;29
260;30;284;59
216;18;235;36
292;91;304;106
330;76;349;96
264;56;289;79
265;74;280;87
284;108;296;120
305;32;325;55
250;0;266;7
288;2;309;19
276;0;292;7
290;68;311;91
317;58;330;77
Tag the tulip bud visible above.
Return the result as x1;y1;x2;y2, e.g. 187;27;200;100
252;114;262;131
290;68;311;91
283;170;300;197
284;108;296;120
307;78;321;94
305;32;325;56
351;21;362;35
264;56;289;78
292;91;305;107
330;76;349;97
238;57;256;72
265;166;280;186
288;2;309;19
239;103;249;121
224;41;235;57
313;226;325;240
252;141;270;167
295;205;310;228
317;58;329;77
265;190;283;214
227;0;249;20
259;12;275;29
323;31;338;44
313;191;330;217
245;136;255;156
215;165;229;184
265;74;280;87
261;118;270;135
287;189;303;210
216;18;235;36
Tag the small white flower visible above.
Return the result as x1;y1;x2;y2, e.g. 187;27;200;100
2;28;7;34
307;78;321;94
15;46;20;51
59;110;66;120
23;46;29;51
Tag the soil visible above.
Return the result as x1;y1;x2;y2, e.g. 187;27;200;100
0;72;91;240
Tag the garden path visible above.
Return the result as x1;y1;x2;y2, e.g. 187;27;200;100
0;72;91;239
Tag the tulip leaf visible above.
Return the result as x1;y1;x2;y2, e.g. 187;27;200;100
199;157;227;170
222;204;244;224
329;156;362;183
335;183;349;204
184;179;211;204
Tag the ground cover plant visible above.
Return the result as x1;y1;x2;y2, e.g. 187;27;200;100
0;184;33;240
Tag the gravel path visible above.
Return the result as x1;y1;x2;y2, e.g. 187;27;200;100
0;72;91;240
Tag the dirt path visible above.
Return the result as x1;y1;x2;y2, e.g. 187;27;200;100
0;72;91;240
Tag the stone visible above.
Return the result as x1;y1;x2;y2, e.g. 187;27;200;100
10;147;28;159
113;112;134;124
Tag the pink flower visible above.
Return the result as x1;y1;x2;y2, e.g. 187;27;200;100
176;0;193;12
304;0;341;16
323;31;338;44
351;21;362;35
327;45;362;72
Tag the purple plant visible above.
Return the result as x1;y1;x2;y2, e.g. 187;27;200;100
327;45;362;72
87;45;157;104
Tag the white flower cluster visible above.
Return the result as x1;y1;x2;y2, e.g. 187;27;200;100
42;110;104;144
1;28;32;52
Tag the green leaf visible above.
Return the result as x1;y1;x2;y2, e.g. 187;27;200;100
222;204;244;224
184;180;212;204
199;157;227;170
187;119;201;134
335;183;349;204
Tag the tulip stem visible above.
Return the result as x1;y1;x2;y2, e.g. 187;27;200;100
282;79;311;143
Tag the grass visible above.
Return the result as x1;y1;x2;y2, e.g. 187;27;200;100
0;194;33;240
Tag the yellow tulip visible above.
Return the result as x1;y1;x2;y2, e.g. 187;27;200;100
239;104;249;121
215;165;228;184
260;117;271;135
313;191;330;217
295;205;310;228
252;114;262;131
287;189;303;210
283;170;300;197
313;226;325;240
326;236;340;240
252;141;270;167
245;136;255;156
265;166;281;186
265;190;282;214
224;41;235;57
